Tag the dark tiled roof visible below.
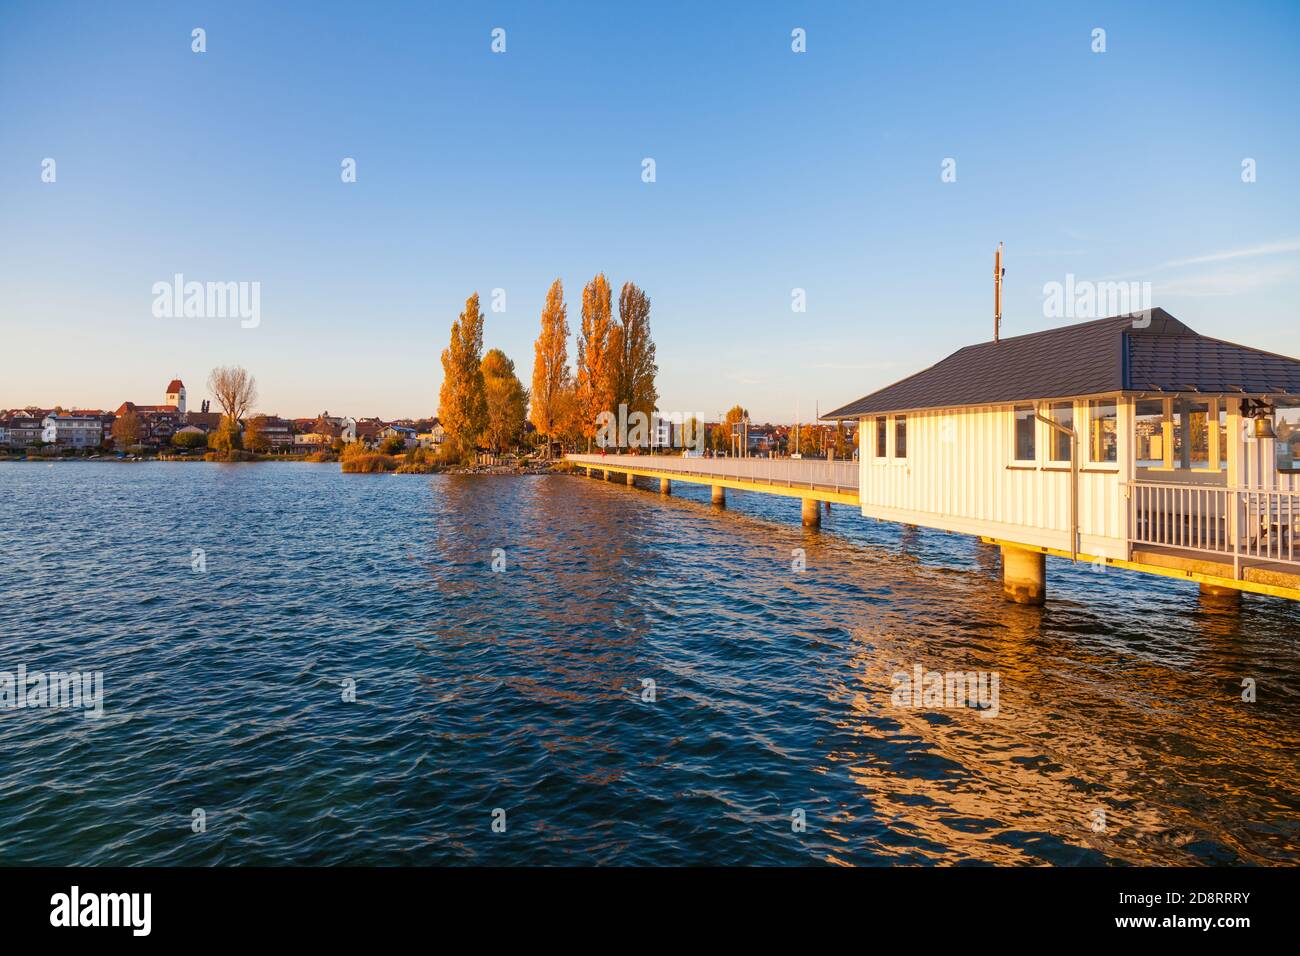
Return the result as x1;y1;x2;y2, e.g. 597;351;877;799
184;411;223;429
825;309;1300;418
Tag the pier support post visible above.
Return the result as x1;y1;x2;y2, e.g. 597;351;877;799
711;485;726;507
1199;582;1242;606
626;472;635;487
801;497;821;528
1000;545;1046;605
659;478;671;495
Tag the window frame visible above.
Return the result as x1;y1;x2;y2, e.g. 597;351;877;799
1137;397;1224;473
1274;400;1300;473
892;415;908;461
873;416;888;459
1012;404;1037;465
1046;401;1074;465
1087;398;1119;466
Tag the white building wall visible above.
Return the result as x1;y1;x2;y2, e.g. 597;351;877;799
857;399;1131;559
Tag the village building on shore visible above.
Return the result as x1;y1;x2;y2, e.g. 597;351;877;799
1;377;445;457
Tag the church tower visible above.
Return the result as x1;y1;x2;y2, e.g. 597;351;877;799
166;378;186;415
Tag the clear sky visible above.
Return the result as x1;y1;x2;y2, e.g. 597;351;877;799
2;0;1298;422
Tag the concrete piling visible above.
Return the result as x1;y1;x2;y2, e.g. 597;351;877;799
1199;582;1243;606
711;485;726;507
1000;544;1046;605
802;497;821;528
660;478;671;494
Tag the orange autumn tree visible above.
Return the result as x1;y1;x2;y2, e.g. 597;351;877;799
575;273;615;450
610;281;658;451
438;293;488;461
529;278;573;455
712;404;748;453
481;348;528;453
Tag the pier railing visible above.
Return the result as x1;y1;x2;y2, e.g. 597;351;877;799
567;453;859;493
1126;481;1300;573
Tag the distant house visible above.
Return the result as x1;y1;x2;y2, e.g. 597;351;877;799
255;416;294;450
0;411;47;449
42;413;105;450
380;424;417;449
115;402;180;446
184;410;223;432
355;417;386;447
416;420;446;449
314;412;356;444
171;424;208;447
293;431;329;451
109;379;191;446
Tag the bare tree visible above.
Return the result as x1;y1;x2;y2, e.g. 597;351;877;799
207;366;258;424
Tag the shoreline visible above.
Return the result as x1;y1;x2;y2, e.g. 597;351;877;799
0;455;562;476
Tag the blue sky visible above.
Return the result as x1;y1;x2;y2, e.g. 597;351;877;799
2;0;1298;421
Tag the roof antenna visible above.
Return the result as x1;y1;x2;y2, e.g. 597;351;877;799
994;241;1005;343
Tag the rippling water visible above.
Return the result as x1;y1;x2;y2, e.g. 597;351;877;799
0;462;1297;865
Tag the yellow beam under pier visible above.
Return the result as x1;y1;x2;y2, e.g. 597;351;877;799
566;457;1300;604
980;536;1300;603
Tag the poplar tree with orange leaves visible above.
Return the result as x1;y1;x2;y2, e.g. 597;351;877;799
529;278;573;455
481;348;529;453
438;293;488;461
611;281;658;447
575;273;615;448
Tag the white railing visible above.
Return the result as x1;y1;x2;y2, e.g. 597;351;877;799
567;453;859;492
1126;481;1300;572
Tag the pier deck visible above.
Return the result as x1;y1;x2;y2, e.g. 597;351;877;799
566;453;1300;604
565;453;859;505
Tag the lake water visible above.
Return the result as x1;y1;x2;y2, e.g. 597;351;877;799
0;462;1297;865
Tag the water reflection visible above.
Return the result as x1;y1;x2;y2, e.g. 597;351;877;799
0;464;1296;865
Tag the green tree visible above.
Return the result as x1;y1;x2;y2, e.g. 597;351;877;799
172;430;207;451
438;293;489;460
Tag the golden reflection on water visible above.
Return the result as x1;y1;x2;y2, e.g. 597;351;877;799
826;574;1299;865
425;475;1300;864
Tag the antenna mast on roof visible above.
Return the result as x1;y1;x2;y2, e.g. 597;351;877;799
993;241;1005;343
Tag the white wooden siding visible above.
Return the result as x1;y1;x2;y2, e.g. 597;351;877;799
857;399;1130;559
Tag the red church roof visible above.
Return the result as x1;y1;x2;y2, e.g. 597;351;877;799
166;379;185;393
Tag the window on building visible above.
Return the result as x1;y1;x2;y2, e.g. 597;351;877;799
875;416;887;458
1014;405;1036;462
1048;402;1073;463
1134;399;1166;468
1219;404;1229;470
1089;400;1117;463
1276;401;1300;473
893;416;907;458
1172;399;1212;469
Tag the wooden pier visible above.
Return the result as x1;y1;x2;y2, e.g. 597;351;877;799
567;452;1300;605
